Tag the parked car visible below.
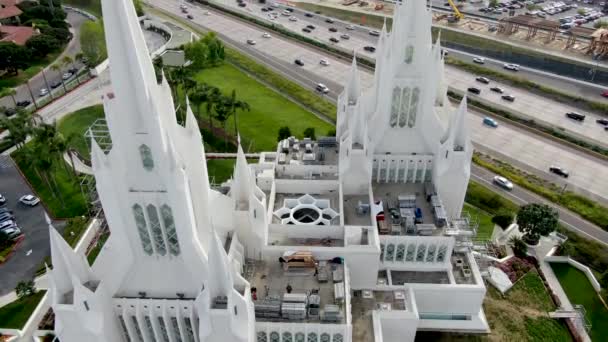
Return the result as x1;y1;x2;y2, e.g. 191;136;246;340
0;207;12;214
294;59;304;66
39;88;49;97
596;118;608;126
316;83;330;94
467;87;481;95
329;37;339;43
483;117;498;128
329;27;338;32
246;39;256;45
473;57;486;64
0;212;15;223
289;16;297;21
319;59;330;66
475;76;490;84
50;80;62;89
3;227;21;240
490;86;504;93
493;176;514;190
19;194;40;207
501;94;516;102
549;165;569;178
369;30;380;36
503;63;520;71
0;220;16;230
363;46;376;52
0;194;5;205
16;100;31;107
340;34;350;39
565;112;585;121
3;108;17;117
62;72;73;80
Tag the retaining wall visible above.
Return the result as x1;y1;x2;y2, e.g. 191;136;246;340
545;256;602;292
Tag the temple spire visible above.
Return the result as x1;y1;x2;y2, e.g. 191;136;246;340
346;53;360;105
232;136;253;208
207;230;234;299
451;96;469;151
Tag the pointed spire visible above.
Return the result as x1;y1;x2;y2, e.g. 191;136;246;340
232;137;253;207
166;132;179;171
185;98;199;135
49;220;92;295
451;96;469;151
346;53;360;105
90;139;108;172
207;229;234;300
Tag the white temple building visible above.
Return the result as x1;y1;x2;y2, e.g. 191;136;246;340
48;0;489;341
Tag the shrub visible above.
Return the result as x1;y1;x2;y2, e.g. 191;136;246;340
277;126;291;141
517;204;559;244
492;210;514;230
509;236;528;258
303;127;316;140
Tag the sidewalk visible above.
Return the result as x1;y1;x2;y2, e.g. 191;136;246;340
0;274;48;309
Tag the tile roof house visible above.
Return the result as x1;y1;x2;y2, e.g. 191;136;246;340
0;0;22;23
0;25;35;45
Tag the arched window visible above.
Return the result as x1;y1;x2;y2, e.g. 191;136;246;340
408;87;420;128
390;87;400;127
258;332;268;342
332;334;343;342
406;244;416;261
161;205;180;256
320;333;330;342
385;244;395;261
132;204;153;255
283;332;293;342
307;333;318;342
139;144;154;171
396;244;406;261
295;333;305;342
437;245;447;262
416;244;426;262
399;87;410;128
270;332;280;342
426;244;436;262
147;204;167;256
405;45;414;64
380;243;385;261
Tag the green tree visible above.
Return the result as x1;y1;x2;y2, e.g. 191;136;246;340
508;236;528;257
577;8;586;15
594;20;608;29
526;4;540;11
15;280;36;299
80;21;107;66
0;43;32;75
492;210;514;230
226;89;250;140
0;109;33;150
212;96;233;150
517;203;559;244
303;127;316;140
278;126;291;141
327;128;336;137
489;0;499;7
26;34;61;57
184;40;209;70
133;0;145;16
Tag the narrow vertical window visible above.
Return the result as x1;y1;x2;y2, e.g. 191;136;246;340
390;87;400;127
171;317;182;342
147;204;167;256
157;317;170;342
399;87;411;128
405;45;414;64
161;205;181;256
139;144;154;171
131;316;144;342
133;204;153;255
144;316;155;342
183;317;196;342
408;87;420;128
118;315;132;342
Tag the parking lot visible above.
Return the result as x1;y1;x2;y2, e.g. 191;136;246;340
0;155;64;296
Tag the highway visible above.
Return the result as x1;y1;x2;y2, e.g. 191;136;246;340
208;0;608;149
150;0;608;204
146;0;608;244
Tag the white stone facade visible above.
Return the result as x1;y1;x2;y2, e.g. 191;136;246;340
48;0;487;341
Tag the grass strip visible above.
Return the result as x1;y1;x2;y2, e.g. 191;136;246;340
0;291;46;329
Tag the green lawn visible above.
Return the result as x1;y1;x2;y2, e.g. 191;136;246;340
57;104;105;160
12;149;88;218
551;263;608;341
462;203;495;242
482;270;572;341
62;0;102;18
0;291;46;329
207;159;236;185
193;64;334;152
0;51;63;89
87;229;110;266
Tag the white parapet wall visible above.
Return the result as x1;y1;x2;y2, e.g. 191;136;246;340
545;256;602;292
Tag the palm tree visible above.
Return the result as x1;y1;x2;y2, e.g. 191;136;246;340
0;111;30;150
226;89;250;140
0;88;18;107
51;63;67;94
75;52;86;68
40;69;54;100
62;55;79;85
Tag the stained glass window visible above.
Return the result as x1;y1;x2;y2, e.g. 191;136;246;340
139;144;154;171
147;205;167;256
161;205;180;256
133;204;153;255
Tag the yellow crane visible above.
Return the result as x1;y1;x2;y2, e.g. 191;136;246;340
446;0;464;22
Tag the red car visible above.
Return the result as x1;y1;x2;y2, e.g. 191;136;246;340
602;90;608;98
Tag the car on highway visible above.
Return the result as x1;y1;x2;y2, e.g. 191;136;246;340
467;87;481;95
261;7;268;12
602;90;608;98
345;24;355;30
369;30;380;36
501;94;516;102
19;194;40;207
306;24;315;30
329;37;339;43
483;117;498;128
0;194;5;205
319;59;330;66
475;76;490;84
204;11;210;15
302;27;311;33
294;59;304;66
596;118;608;126
493;176;514;190
473;57;486;64
503;63;520;71
50;80;62;89
39;88;49;97
325;18;335;23
246;39;256;45
16;100;31;107
238;2;246;7
490;86;504;94
340;34;350;39
187;14;194;19
181;7;188;13
281;10;290;16
565;112;585;121
262;32;271;38
329;27;338;32
305;13;313;17
363;46;376;52
549;165;569;178
289;16;297;21
316;83;330;94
